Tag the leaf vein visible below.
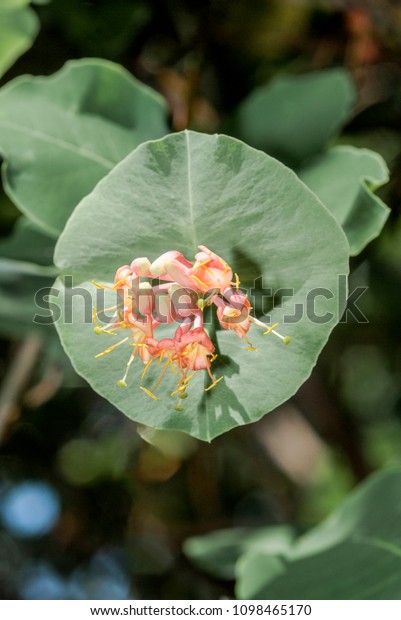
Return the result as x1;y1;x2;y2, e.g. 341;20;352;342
0;119;115;169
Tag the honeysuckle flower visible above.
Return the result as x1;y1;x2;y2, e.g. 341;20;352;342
174;325;215;372
138;324;221;406
215;291;252;340
190;245;233;294
130;256;152;278
113;265;138;291
150;250;195;288
137;281;155;316
92;245;290;409
150;246;234;296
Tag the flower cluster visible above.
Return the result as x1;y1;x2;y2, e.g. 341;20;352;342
93;246;290;410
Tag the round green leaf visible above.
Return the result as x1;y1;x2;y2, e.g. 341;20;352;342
52;131;349;441
236;470;401;599
234;69;355;167
299;146;390;255
0;58;168;236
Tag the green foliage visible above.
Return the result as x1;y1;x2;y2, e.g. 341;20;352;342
232;69;390;254
0;219;64;365
0;259;54;340
0;216;55;266
0;0;39;79
0;0;399;602
0;58;168;236
57;432;135;486
299;146;390;255
44;0;152;59
234;69;355;167
53;130;349;441
184;525;294;580
236;470;401;599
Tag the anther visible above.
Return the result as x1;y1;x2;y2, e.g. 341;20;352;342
139;387;159;401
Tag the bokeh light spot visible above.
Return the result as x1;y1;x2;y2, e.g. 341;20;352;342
0;481;61;538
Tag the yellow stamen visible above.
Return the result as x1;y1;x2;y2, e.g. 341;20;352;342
206;364;215;382
249;316;290;344
93;307;119;335
97;326;119;336
190;274;207;288
244;336;257;352
141;358;153;379
112;279;125;289
92;280;115;291
171;385;188;397
95;337;129;358
149;361;170;393
102;303;120;313
233;273;240;290
170;370;196;397
264;324;291;344
168;357;176;374
194;259;211;269
263;322;279;335
183;372;195;384
205;376;224;391
226;309;240;318
139;387;159;401
120;353;136;385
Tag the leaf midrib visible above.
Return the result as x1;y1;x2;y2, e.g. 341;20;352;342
184;131;212;441
184;130;198;253
0;118;116;169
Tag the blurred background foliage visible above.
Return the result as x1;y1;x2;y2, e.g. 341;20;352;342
1;0;401;600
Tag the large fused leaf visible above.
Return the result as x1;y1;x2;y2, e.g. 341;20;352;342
0;0;39;79
234;69;355;167
237;470;401;599
53;131;349;441
299;146;390;255
0;58;168;236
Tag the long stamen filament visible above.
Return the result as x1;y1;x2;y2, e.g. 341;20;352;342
171;385;187;397
95;337;129;358
141;358;153;379
149;361;170;393
92;280;116;291
249;316;291;344
117;353;135;388
205;376;224;391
